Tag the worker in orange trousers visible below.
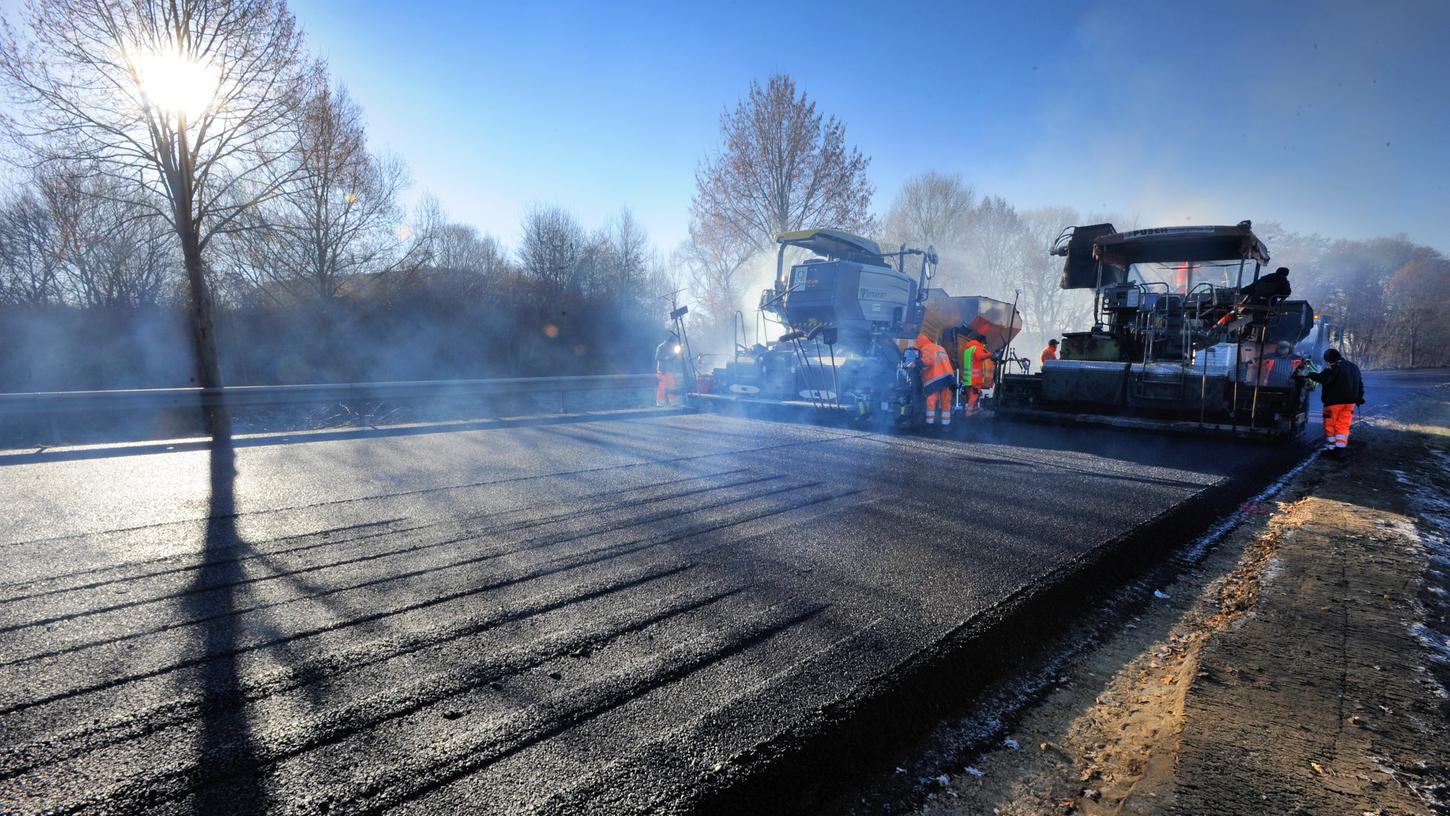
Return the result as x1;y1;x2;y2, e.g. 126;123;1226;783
915;332;955;427
1298;347;1364;458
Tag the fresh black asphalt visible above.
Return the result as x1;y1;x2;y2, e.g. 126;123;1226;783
0;401;1335;814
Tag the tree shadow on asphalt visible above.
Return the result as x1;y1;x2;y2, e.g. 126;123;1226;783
183;436;268;815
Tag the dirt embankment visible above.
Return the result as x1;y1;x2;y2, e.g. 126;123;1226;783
913;388;1450;816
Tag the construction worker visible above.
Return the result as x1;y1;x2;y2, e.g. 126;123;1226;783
655;332;681;406
1240;266;1292;306
1217;267;1293;330
915;332;955;427
1041;338;1059;366
960;332;989;415
1296;348;1364;457
1254;340;1297;386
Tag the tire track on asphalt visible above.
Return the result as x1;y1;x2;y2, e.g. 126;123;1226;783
0;468;753;597
4;575;750;808
0;487;857;716
0;563;722;780
337;601;828;816
0;477;804;665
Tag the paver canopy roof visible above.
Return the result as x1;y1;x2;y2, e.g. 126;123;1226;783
775;228;884;263
1094;224;1271;266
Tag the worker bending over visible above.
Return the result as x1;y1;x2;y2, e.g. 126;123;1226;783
960;332;989;415
1296;348;1364;457
915;332;956;427
1041;338;1059;366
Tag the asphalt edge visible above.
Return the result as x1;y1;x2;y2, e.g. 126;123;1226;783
683;446;1313;815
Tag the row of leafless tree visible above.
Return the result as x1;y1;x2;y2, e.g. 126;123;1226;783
0;0;673;408
675;72;1449;367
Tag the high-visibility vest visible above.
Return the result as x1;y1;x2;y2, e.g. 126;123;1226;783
961;340;988;387
1041;346;1057;365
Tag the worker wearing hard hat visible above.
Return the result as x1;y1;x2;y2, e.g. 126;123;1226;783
960;332;990;415
915;332;955;427
1041;339;1059;366
655;332;682;407
1295;348;1364;458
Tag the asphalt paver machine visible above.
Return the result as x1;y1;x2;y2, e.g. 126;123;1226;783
692;228;1021;428
993;221;1316;439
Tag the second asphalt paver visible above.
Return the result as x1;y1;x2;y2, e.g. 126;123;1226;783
0;412;1305;814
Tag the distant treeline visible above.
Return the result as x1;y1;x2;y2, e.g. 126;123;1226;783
0;193;674;391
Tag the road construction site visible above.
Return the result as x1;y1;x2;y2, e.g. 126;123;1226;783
0;396;1330;815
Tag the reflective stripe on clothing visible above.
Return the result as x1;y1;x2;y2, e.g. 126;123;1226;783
1323;403;1355;448
961;340;988;386
926;389;952;423
916;333;955;391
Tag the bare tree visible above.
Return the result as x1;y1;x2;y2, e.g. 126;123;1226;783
692;74;874;247
1384;257;1450;368
1006;207;1094;353
0;188;63;305
433;223;508;277
518;205;585;292
593;208;653;303
959;195;1022;295
38;167;174;308
1;0;310;432
881;171;974;253
686;73;873;327
678;213;756;329
231;79;418;310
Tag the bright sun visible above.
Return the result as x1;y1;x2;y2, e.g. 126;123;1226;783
131;47;219;123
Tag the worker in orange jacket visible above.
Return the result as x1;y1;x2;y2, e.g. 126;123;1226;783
915;332;955;427
655;332;681;406
960;332;990;415
1041;338;1059;366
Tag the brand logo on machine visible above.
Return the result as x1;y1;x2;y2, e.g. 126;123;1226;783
728;384;761;395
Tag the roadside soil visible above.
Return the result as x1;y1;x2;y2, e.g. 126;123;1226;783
904;388;1450;816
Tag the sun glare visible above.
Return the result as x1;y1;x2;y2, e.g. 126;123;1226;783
131;47;219;123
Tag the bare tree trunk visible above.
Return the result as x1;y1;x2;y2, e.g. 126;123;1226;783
181;228;230;437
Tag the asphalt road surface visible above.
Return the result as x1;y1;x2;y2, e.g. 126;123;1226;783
8;380;1425;815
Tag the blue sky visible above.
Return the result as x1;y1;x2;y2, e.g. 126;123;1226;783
289;0;1450;254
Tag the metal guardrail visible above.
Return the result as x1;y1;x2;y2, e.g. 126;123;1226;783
0;374;657;415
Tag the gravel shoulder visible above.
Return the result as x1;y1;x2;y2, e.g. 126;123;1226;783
906;381;1450;816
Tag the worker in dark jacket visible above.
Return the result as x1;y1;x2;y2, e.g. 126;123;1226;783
1296;348;1364;456
1216;267;1293;331
1240;266;1292;305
